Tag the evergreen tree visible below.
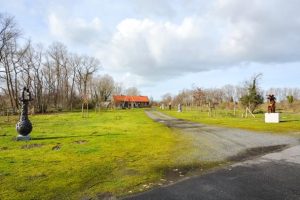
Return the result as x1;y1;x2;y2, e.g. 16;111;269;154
286;95;294;104
239;74;264;113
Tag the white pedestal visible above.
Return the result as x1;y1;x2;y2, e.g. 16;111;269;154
265;113;280;123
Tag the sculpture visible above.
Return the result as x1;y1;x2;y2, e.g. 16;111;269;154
178;103;182;112
16;87;33;140
168;102;172;110
267;94;276;113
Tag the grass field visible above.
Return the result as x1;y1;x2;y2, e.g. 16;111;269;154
162;108;300;135
2;108;298;199
0;109;214;200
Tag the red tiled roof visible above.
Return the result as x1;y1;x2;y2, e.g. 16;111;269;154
113;95;149;103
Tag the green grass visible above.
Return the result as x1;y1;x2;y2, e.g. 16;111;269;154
162;108;300;135
0;109;204;200
4;107;297;199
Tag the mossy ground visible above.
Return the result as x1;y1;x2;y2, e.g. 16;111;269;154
0;109;203;200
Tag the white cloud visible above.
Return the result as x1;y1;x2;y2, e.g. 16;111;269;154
100;17;220;80
48;13;102;46
215;0;300;62
98;0;300;81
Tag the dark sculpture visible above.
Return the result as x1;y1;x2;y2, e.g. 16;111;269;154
16;87;33;140
267;94;276;113
168;102;172;110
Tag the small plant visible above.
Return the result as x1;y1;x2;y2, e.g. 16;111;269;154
286;95;294;104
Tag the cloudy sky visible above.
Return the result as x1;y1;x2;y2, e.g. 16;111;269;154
1;0;300;99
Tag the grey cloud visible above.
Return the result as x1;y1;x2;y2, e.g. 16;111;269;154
48;13;102;46
98;0;300;81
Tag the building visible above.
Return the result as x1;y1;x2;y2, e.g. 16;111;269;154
113;95;150;108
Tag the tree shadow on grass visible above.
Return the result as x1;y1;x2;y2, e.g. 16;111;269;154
31;133;122;140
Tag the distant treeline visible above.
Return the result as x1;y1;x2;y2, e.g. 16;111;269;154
161;75;300;112
0;13;140;113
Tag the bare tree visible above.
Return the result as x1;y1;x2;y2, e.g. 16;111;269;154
193;87;206;107
222;84;235;102
0;14;21;111
0;13;113;113
68;53;81;110
161;93;173;105
22;43;46;113
43;53;55;109
75;55;100;106
125;87;140;96
94;74;114;102
113;82;124;95
1;38;28;111
204;88;224;105
0;14;20;65
47;42;69;109
173;89;193;107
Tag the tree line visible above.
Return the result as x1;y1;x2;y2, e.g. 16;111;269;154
161;74;300;113
1;13;298;114
0;13;139;113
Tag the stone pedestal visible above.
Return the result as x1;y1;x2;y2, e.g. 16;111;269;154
178;104;182;112
16;135;31;141
265;113;280;123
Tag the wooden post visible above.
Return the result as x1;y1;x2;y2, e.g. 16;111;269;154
233;102;236;116
247;107;255;118
86;102;89;117
6;108;9;122
208;102;211;117
245;107;255;118
82;94;89;118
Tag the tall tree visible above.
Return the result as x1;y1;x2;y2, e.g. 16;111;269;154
76;55;100;99
113;82;123;95
68;53;81;110
239;74;264;113
0;14;20;64
47;42;69;109
94;74;114;102
161;93;172;105
125;87;140;96
193;87;206;107
23;43;46;113
0;14;21;111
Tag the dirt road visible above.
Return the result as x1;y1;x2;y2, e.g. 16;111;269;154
145;111;298;162
122;111;300;200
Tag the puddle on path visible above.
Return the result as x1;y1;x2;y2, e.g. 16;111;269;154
228;144;289;162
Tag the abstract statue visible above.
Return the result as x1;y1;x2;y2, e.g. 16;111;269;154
267;94;276;113
16;87;33;140
177;103;182;112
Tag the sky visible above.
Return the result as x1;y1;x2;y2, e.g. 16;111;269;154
1;0;300;100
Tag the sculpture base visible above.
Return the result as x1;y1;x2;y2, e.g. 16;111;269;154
16;135;31;141
265;113;280;123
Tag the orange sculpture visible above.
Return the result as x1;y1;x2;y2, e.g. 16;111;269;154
267;94;276;113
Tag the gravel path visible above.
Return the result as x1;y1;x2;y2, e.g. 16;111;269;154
121;111;300;200
145;111;299;162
